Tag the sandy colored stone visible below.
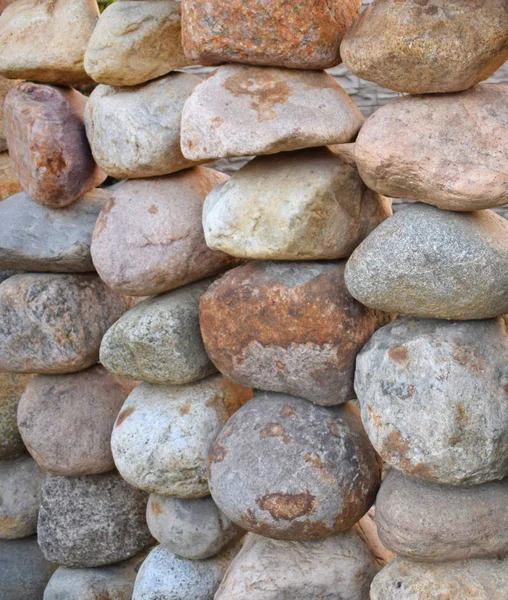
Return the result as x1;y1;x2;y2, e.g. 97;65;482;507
38;472;153;568
0;455;45;540
204;147;392;260
0;76;20;152
4;82;106;207
0;273;130;374
209;393;381;540
200;261;390;406
345;204;508;320
0;371;32;459
354;508;396;570
0;152;21;200
85;0;188;87
91;169;237;296
85;73;201;178
181;65;364;161
355;85;508;211
111;376;252;497
181;0;361;70
341;0;508;94
0;0;99;85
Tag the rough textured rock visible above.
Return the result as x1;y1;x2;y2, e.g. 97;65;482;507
209;393;381;540
111;376;252;497
100;279;216;384
200;261;390;405
0;152;21;200
0;371;32;459
0;455;45;539
345;204;508;320
376;470;508;562
355;86;508;211
17;366;133;476
356;317;508;485
85;0;188;87
91;169;237;296
181;0;361;70
354;509;396;570
215;530;378;600
181;65;364;161
85;73;201;178
341;0;508;94
146;495;242;560
203;147;392;260
38;472;153;568
0;536;56;600
0;0;99;85
370;556;508;600
0;76;20;151
4;83;106;207
0;189;110;272
0;273;129;374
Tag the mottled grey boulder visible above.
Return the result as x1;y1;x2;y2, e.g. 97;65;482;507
345;204;508;320
0;371;32;459
356;317;508;485
37;472;153;568
0;189;110;272
100;279;216;384
146;495;242;560
376;470;508;562
209;393;381;540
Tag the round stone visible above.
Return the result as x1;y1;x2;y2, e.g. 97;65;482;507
0;371;32;459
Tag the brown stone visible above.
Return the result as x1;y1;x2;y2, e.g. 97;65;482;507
0;152;21;201
0;76;20;152
0;371;32;460
354;508;396;570
181;0;362;70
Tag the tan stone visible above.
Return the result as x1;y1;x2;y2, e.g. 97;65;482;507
0;76;20;152
0;371;33;460
354;509;396;570
0;152;21;201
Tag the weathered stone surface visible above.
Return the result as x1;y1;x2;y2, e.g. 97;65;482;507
0;189;110;272
100;279;216;384
370;556;508;600
181;0;361;70
0;0;99;85
4;83;106;207
341;0;508;94
17;366;133;476
209;393;381;540
91;169;237;296
376;470;508;562
111;376;252;497
355;86;508;211
356;317;508;485
181;65;364;161
85;74;200;178
0;152;21;200
345;204;508;320
0;455;45;539
38;472;153;568
215;530;378;600
146;495;242;560
85;0;188;87
354;508;396;570
0;536;56;600
0;273;129;374
0;76;19;151
203;147;392;260
200;261;389;405
0;371;32;459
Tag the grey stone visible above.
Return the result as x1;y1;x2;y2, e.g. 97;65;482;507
146;495;242;560
0;371;32;459
345;204;508;320
355;317;508;485
37;472;153;568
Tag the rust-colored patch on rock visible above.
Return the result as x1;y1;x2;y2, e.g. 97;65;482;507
115;406;135;427
209;441;227;464
150;500;164;516
280;404;296;417
179;401;191;416
389;346;409;364
256;491;317;521
259;422;291;443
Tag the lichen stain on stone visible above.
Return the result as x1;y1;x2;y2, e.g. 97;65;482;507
259;422;291;443
256;491;317;521
280;404;296;418
115;406;135;427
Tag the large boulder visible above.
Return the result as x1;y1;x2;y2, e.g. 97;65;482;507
181;65;363;161
0;152;21;200
208;393;381;540
345;205;508;320
0;371;32;459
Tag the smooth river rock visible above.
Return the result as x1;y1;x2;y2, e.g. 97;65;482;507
354;85;508;211
38;472;153;568
91;169;236;296
0;76;20;151
200;261;390;406
0;152;21;200
355;317;508;485
203;147;392;260
4;83;106;207
208;393;381;540
111;376;252;497
0;371;32;459
100;279;217;384
345;204;508;320
0;273;129;374
181;65;364;161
